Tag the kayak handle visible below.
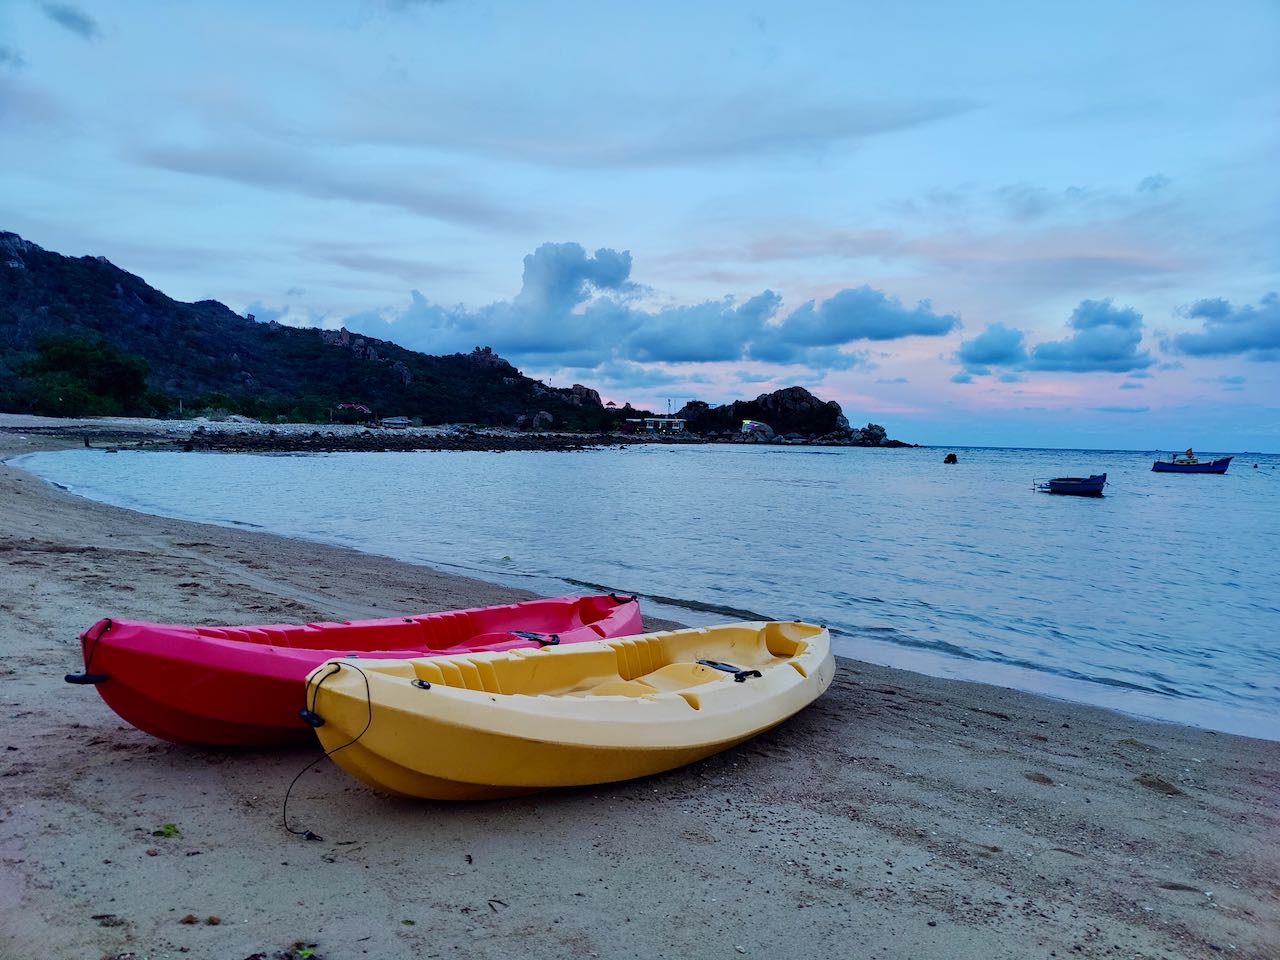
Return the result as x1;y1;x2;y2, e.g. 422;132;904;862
697;659;763;683
512;631;560;646
298;709;325;727
64;673;108;685
610;593;636;605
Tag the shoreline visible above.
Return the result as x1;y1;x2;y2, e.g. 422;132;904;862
0;430;1277;958
0;412;918;453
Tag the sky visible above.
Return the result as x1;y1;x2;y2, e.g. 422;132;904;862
2;0;1278;449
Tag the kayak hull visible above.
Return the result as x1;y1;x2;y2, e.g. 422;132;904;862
305;621;835;800
71;594;642;747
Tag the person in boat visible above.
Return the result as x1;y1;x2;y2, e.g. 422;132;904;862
1181;447;1197;464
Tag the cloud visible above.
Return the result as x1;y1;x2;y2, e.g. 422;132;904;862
1026;299;1153;373
587;361;712;391
876;377;909;384
308;246;469;285
341;242;952;374
956;323;1027;371
748;287;958;367
1120;381;1144;390
139;143;526;230
951;372;973;384
335;88;973;169
0;46;26;68
952;299;1153;379
1091;405;1149;414
40;3;100;39
1168;293;1280;361
630;292;780;363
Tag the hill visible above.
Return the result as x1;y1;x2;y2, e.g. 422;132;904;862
0;232;619;428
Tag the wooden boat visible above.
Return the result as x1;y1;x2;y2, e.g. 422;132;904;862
1152;450;1231;474
66;594;642;747
1035;473;1106;497
303;621;834;800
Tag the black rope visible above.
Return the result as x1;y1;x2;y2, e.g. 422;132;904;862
282;661;374;842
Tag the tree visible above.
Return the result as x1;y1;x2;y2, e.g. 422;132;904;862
18;335;153;415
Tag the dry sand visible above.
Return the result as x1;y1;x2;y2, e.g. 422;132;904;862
0;427;1277;960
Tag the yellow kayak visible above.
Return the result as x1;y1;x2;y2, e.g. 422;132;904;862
303;620;834;800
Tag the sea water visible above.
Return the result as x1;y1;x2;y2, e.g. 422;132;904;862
16;444;1280;739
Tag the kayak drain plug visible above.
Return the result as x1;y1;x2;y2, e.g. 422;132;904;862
298;709;326;727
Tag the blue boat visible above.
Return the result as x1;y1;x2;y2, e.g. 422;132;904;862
1035;473;1107;497
1152;449;1231;474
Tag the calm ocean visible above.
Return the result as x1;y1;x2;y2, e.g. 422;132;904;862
16;444;1280;740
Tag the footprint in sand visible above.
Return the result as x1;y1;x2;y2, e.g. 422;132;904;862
1135;773;1185;796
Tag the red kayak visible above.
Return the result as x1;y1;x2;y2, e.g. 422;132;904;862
67;594;642;747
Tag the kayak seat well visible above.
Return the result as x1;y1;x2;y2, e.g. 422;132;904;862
584;662;724;698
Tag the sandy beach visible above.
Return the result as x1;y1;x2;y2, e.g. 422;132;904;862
1;426;1277;960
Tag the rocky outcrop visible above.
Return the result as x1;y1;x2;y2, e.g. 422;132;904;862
565;383;602;408
675;387;903;445
680;386;849;438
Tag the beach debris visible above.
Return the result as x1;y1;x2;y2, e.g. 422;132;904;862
1024;771;1054;785
92;914;127;927
180;915;199;924
152;822;180;838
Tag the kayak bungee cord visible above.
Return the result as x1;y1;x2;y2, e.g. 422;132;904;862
281;660;374;842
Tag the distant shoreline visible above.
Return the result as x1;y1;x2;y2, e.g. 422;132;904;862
0;413;917;454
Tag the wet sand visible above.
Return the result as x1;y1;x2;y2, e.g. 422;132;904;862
1;427;1277;959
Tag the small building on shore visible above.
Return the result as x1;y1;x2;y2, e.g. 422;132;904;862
624;417;686;434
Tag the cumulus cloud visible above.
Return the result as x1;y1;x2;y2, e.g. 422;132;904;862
341;242;956;374
0;45;26;68
956;323;1027;374
952;299;1153;380
1169;293;1280;361
40;3;100;39
1027;299;1153;373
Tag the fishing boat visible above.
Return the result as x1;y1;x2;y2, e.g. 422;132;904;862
303;621;835;800
1035;474;1107;497
66;594;642;747
1152;449;1232;474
